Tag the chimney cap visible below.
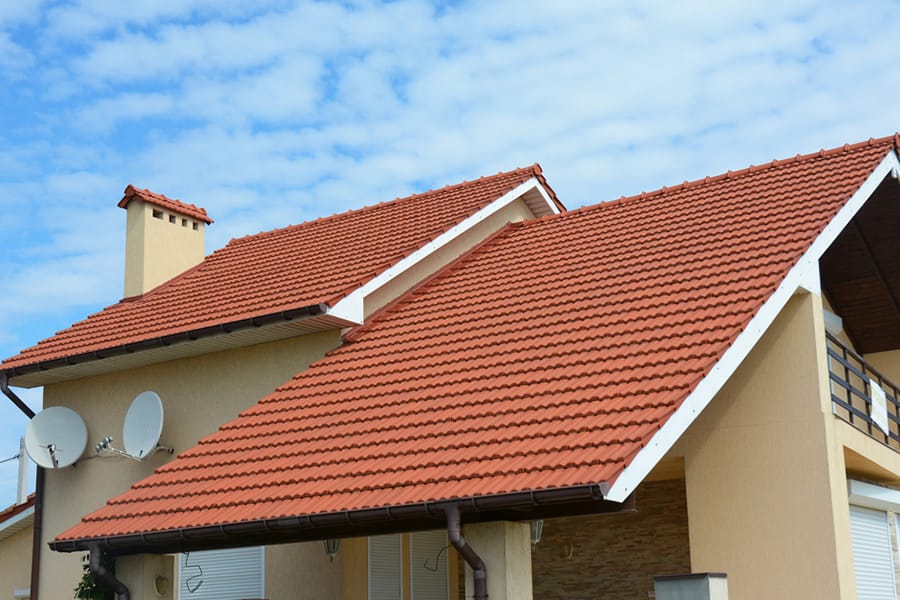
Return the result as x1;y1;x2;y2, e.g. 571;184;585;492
118;185;214;224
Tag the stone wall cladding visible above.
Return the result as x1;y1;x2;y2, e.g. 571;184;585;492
531;479;691;600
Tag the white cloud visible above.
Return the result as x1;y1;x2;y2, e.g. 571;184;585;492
2;0;900;507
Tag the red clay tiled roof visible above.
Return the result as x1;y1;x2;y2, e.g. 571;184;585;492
118;185;214;224
3;166;547;372
57;137;897;544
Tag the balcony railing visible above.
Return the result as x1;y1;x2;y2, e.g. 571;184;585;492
827;332;900;451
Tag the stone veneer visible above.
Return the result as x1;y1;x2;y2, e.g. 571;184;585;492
531;479;690;600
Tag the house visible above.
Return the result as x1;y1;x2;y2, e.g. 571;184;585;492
0;167;561;599
0;494;34;600
4;135;900;600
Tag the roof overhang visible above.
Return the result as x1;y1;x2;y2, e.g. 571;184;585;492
0;505;34;542
4;304;355;388
820;176;900;353
52;483;628;556
604;147;900;503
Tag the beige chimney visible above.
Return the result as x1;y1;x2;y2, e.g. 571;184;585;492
118;185;213;297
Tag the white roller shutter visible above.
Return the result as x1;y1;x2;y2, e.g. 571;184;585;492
849;505;897;600
410;530;449;600
177;546;264;599
369;534;403;600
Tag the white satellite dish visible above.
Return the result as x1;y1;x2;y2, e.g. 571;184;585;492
123;391;165;459
24;406;88;469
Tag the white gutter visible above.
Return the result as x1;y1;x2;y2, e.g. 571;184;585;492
606;149;900;503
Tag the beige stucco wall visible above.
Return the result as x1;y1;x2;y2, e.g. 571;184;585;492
364;198;536;318
675;291;857;600
124;200;206;297
39;329;341;599
267;540;341;600
0;525;32;598
865;349;900;388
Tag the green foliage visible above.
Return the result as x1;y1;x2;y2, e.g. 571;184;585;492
73;553;116;600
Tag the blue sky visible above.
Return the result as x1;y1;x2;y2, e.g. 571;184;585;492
1;0;899;506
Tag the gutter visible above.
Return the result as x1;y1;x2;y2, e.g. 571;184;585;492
2;303;329;379
445;504;486;600
52;482;625;555
88;544;129;600
1;373;41;600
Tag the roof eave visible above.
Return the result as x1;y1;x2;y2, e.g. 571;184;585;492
3;303;353;388
51;482;623;556
0;506;34;541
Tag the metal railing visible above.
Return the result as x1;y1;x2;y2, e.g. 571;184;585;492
827;332;900;451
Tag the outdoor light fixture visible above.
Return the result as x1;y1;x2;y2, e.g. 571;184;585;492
529;519;544;548
324;538;341;562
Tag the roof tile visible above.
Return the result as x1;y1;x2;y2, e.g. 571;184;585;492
4;166;545;371
57;136;898;544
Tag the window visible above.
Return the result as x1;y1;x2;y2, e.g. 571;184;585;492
368;531;450;600
177;546;264;599
849;506;897;600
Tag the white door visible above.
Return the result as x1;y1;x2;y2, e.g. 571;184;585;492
850;505;897;600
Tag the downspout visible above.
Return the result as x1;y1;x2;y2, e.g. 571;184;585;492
1;372;42;600
88;544;130;600
445;504;487;600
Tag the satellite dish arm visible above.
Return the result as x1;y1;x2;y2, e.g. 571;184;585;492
88;544;130;600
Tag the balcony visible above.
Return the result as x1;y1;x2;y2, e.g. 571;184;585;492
828;332;900;451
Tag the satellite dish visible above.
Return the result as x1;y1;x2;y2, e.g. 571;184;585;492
123;391;164;459
24;407;88;469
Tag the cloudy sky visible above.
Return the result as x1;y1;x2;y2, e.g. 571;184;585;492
0;0;899;505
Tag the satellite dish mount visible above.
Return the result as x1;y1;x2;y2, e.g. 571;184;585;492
96;391;173;461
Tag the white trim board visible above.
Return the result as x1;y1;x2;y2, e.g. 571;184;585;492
0;505;34;541
849;479;900;513
606;149;900;502
329;178;560;324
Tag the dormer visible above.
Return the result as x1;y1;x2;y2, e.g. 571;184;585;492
118;185;214;297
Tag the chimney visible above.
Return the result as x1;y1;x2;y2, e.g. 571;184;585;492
118;185;214;297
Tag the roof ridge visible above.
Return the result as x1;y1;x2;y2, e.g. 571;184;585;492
607;134;898;207
226;165;542;246
503;134;898;233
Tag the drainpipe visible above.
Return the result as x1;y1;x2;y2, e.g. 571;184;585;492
1;372;42;600
445;504;487;600
88;544;130;600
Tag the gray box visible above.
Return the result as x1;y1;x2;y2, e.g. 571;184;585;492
654;573;728;600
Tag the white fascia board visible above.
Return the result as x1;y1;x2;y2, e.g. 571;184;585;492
0;505;34;540
849;479;900;513
329;178;557;323
605;150;900;503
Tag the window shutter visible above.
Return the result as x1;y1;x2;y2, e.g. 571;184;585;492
177;546;264;599
369;534;403;600
410;530;449;600
849;506;897;600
